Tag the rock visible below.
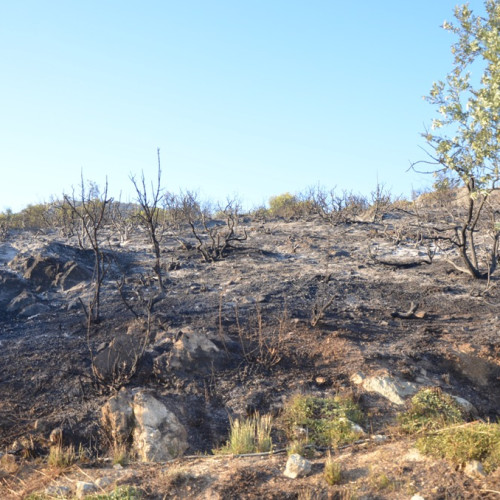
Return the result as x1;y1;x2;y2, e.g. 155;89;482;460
95;476;114;488
132;391;188;461
21;255;59;288
101;388;135;445
464;460;485;477
55;261;91;290
18;302;50;317
410;496;426;500
404;448;426;462
0;271;25;309
45;485;71;497
76;481;98;498
93;320;150;382
101;389;188;462
338;417;365;435
284;454;312;479
167;329;227;375
351;371;418;405
451;395;478;418
6;290;36;313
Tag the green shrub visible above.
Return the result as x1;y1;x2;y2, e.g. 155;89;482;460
398;388;464;434
416;422;500;473
282;394;364;448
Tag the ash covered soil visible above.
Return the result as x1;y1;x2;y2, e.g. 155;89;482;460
1;208;500;499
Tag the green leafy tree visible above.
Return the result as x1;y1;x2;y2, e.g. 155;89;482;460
417;1;500;279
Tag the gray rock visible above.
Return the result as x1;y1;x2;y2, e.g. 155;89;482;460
101;388;134;445
6;290;36;313
75;481;97;498
45;485;71;497
167;329;226;374
284;454;312;479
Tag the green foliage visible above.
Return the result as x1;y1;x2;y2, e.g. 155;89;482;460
282;394;364;447
86;486;142;499
424;1;500;189
416;422;500;473
398;388;465;434
268;192;313;218
216;413;273;455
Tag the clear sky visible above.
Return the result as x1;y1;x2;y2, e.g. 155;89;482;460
0;1;487;212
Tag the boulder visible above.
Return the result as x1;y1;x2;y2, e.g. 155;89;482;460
284;454;312;479
351;371;418;405
167;329;227;374
93;320;150;383
75;481;97;498
101;389;188;462
6;290;36;313
55;261;92;291
132;391;188;461
0;271;25;309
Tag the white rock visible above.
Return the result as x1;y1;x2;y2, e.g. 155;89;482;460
132;391;188;462
353;372;418;405
338;417;365;435
284;454;312;479
464;460;485;477
95;476;113;488
451;396;478;417
410;495;425;500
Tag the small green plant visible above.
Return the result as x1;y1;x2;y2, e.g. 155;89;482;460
324;451;342;485
416;421;500;473
281;394;364;448
47;443;76;468
370;471;397;492
398;387;464;434
217;413;273;455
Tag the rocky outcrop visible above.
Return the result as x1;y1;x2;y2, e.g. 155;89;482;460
101;388;188;462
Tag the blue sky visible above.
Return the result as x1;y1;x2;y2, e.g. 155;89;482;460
0;1;485;212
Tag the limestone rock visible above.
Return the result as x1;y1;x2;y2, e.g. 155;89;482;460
132;391;188;461
351;371;418;405
283;454;312;479
451;395;478;418
101;389;188;463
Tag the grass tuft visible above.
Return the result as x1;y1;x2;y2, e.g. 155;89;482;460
323;451;342;485
216;413;273;455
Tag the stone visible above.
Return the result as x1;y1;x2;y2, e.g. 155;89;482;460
75;481;97;498
0;271;25;309
132;391;188;462
6;290;35;313
95;476;114;488
101;389;188;463
167;329;226;374
464;460;485;477
55;261;91;290
351;372;418;405
93;320;150;382
101;388;134;445
284;454;312;479
45;485;71;497
410;496;426;500
338;417;365;435
451;395;478;417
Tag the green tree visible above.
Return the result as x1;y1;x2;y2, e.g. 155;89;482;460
417;1;500;279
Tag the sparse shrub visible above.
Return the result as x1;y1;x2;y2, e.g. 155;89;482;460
398;387;464;434
86;486;142;499
47;443;76;468
217;413;273;455
324;451;342;485
281;394;364;448
416;421;500;473
370;471;397;492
